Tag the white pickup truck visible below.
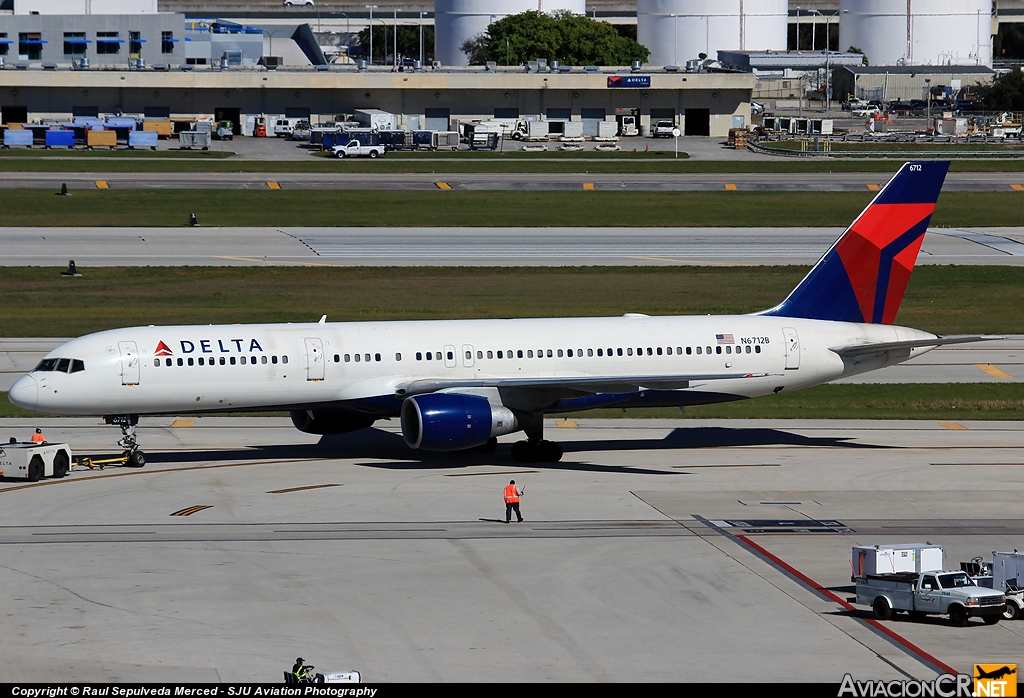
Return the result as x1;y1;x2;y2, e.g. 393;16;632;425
856;570;1006;626
0;442;73;481
330;141;385;159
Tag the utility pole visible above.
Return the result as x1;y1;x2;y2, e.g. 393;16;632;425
419;11;424;66
366;5;377;65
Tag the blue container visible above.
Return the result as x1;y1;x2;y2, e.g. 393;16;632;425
105;117;138;131
414;130;432;146
129;130;159;149
74;117;104;130
45;130;75;148
3;129;34;147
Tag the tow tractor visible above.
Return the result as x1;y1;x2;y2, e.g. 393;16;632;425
962;553;1024;621
0;441;73;480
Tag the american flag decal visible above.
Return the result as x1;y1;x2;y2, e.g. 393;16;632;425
716;334;735;345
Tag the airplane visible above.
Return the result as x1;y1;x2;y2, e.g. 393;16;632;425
976;666;1017;681
8;161;992;467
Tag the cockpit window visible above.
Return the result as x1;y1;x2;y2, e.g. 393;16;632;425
35;358;58;372
55;358;71;373
71;359;85;373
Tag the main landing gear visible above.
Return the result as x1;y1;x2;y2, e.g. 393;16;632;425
105;415;147;468
509;412;563;463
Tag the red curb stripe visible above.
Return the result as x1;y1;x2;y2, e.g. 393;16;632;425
736;534;958;676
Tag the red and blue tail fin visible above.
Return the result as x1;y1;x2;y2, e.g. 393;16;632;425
763;161;949;324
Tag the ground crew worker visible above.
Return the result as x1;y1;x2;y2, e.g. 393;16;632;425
30;428;45;444
292;657;315;683
504;479;523;523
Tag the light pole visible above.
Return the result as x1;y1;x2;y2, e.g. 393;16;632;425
811;9;837;113
263;29;283;61
366;5;377;66
418;11;425;66
796;6;800;51
925;78;931;133
393;7;401;70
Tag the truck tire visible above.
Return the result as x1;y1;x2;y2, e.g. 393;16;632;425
948;605;968;627
873;597;893;621
369;149;379;158
27;455;44;482
53;450;69;478
984;614;1002;625
1004;602;1020;621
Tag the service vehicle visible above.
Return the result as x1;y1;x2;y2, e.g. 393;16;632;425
273;118;301;138
751;101;765;115
0;441;73;481
330;141;385;158
856;570;1006;626
963;552;1024;620
618;114;638;136
290;121;312;141
652;120;676;137
214;120;234;140
841;98;866;111
511;120;549;141
852;105;881;117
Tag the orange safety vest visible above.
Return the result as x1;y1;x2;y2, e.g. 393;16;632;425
504;484;519;504
30;433;44;443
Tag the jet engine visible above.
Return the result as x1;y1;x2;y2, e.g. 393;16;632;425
401;393;519;451
290;409;376;435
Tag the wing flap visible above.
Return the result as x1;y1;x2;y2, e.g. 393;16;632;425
396;372;772;397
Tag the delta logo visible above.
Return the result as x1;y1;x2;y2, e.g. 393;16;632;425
155;339;265;355
974;665;1017;697
154;341;173;357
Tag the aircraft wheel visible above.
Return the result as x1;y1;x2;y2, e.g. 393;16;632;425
510;441;536;463
127;450;146;468
537;441;563;462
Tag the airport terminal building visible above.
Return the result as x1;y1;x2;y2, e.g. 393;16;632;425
0;66;754;137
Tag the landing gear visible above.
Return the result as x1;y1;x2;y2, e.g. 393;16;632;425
510;440;563;463
105;415;146;468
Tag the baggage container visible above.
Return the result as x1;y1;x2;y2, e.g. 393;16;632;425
105;116;138;131
87;129;117;148
413;130;433;147
853;544;944;577
143;119;172;138
559;121;585;141
179;130;211;150
594;120;619;141
993;552;1024;591
430;131;459;151
45;130;75;148
129;130;159;150
3;129;33;147
353;109;396;130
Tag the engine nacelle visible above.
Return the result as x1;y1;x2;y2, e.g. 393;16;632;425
401;393;519;451
290;409;376;435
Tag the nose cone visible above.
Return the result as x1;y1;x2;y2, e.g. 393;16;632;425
8;375;38;410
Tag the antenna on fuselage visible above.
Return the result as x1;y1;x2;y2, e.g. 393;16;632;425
319;315;327;324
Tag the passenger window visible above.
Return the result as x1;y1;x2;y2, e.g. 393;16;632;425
557;349;563;358
197;357;204;366
566;349;572;358
416;352;422;361
355;354;361;362
56;358;71;372
366;354;372;362
250;356;256;364
446;351;452;360
487;350;493;359
588;349;593;357
476;351;482;359
696;346;702;355
687;347;692;355
706;346;712;354
154;358;161;367
177;358;184;366
597;349;603;357
375;353;381;362
517;350;523;358
273;355;279;364
220;357;226;365
617;348;623;356
496;351;502;359
507;350;513;358
746;346;751;354
657;347;663;356
230;357;237;365
637;347;642;356
755;346;761;354
546;349;553;358
577;349;582;356
647;348;652;356
677;347;683;354
465;351;472;360
427;352;433;360
664;347;670;355
262;356;268;364
241;357;247;365
725;346;731;354
71;359;85;372
527;350;533;358
716;346;722;355
282;356;288;364
627;348;633;356
396;353;402;361
334;354;340;362
188;357;195;366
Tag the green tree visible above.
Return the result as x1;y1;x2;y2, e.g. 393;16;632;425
994;24;1024;59
978;69;1024;111
355;24;434;64
460;10;649;67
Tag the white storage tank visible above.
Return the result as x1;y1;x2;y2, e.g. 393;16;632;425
838;0;993;67
434;0;586;67
637;0;787;67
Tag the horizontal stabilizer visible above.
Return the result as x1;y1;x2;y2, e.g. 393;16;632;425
829;335;1003;357
396;372;772;397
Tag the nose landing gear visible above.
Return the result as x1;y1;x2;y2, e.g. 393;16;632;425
105;415;146;468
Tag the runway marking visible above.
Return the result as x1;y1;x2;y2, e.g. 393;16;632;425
94;180;109;189
446;470;539;477
555;419;579;428
724;183;738;191
671;463;781;469
582;183;594;190
626;255;755;266
976;363;1013;378
213;256;348;267
435;182;452;190
169;419;196;428
932;462;1024;466
938;422;968;430
265;181;281;190
1012;184;1024;191
866;184;880;191
267;483;340;494
170;505;211;517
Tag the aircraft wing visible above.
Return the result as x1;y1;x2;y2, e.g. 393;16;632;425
396;372;773;397
829;335;1002;357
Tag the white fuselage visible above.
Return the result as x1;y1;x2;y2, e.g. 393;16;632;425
9;314;938;418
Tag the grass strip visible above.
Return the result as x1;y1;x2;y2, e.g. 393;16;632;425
1;265;1021;337
0;190;1020;227
3;153;1024;173
3;383;1022;420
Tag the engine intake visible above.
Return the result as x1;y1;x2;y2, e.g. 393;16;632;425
290;409;376;435
401;393;518;451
